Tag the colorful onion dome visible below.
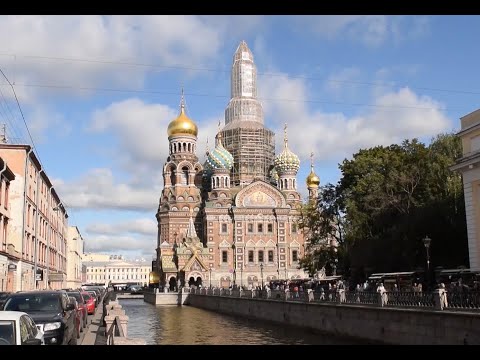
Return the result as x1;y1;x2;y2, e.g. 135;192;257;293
274;124;300;174
206;127;233;171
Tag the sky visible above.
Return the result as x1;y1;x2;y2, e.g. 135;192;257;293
0;15;478;260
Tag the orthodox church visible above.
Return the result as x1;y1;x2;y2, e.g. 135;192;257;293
155;41;321;289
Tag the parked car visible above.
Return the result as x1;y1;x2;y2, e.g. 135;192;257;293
0;292;10;310
68;297;82;339
85;290;98;308
2;291;77;345
67;291;87;329
0;311;44;345
129;285;143;294
80;291;95;315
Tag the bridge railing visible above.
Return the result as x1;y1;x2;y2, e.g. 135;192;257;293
106;315;125;345
104;301;147;345
190;288;480;312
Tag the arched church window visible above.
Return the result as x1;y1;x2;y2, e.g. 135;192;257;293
188;143;191;152
181;167;189;185
170;169;176;186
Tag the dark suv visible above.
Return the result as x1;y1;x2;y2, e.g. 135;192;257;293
3;291;77;345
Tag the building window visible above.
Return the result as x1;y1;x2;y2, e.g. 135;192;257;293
222;250;228;263
247;223;253;233
268;250;274;262
257;223;263;233
267;224;273;233
258;250;264;263
292;250;298;262
248;250;254;263
292;223;297;233
221;223;228;233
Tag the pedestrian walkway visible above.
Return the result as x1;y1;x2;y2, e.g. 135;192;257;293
80;304;106;345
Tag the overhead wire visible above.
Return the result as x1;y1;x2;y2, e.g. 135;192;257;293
1;52;479;96
0;82;468;112
0;67;43;167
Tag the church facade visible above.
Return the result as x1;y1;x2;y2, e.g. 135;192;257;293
155;41;321;289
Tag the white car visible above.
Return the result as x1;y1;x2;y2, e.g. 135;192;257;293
0;311;45;345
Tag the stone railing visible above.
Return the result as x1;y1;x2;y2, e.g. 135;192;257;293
190;288;480;312
104;301;146;345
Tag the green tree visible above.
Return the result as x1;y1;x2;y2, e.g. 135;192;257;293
339;133;467;279
298;183;349;277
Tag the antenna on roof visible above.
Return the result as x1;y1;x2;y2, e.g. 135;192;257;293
0;124;7;144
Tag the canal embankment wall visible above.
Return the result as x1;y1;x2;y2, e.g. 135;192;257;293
186;294;480;345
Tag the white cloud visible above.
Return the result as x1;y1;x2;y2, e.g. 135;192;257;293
0;15;237;145
260;72;451;165
324;67;362;99
299;15;430;47
0;15;264;103
52;168;160;211
86;218;157;236
90;97;224;174
84;234;154;256
26;106;71;143
90;98;176;167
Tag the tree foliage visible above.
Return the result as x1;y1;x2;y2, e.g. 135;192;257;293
299;133;468;282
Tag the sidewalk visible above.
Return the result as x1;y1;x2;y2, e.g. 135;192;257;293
80;303;107;345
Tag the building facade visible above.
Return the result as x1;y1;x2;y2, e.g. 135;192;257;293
452;109;480;270
83;255;150;287
0;157;15;292
0;144;68;291
66;226;84;289
156;42;320;289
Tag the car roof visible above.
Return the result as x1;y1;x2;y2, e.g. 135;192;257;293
7;291;65;297
0;311;30;320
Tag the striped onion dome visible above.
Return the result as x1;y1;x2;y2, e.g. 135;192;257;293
274;124;300;174
206;132;233;171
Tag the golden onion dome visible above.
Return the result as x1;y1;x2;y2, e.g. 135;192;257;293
167;97;198;138
306;152;320;188
306;168;320;188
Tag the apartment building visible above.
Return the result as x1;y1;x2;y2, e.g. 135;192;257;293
0;144;68;291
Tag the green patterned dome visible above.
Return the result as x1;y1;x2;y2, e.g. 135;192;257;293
206;134;234;170
274;124;300;174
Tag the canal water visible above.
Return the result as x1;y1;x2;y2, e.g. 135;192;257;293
119;299;362;345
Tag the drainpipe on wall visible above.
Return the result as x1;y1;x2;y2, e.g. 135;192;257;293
47;186;55;289
273;209;281;279
20;148;33;291
0;159;7;289
33;170;43;288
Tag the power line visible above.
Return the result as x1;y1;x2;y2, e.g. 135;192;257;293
0;67;42;167
0;82;466;112
0;86;27;143
1;52;480;96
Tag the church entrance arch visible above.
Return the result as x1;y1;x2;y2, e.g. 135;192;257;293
169;276;177;291
187;272;203;287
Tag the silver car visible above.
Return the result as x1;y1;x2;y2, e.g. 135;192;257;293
0;311;45;345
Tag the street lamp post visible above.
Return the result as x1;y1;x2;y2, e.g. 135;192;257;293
260;262;264;290
423;236;431;288
209;268;212;288
240;265;243;288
